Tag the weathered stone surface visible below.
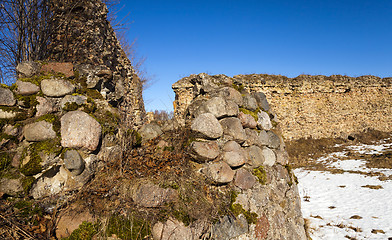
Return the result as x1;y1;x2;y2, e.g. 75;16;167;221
275;149;289;165
219;117;247;143
238;112;257;129
41;62;74;78
245;146;264;168
266;131;280;149
212;215;248;240
16;61;40;78
252;92;270;111
152;218;193;240
61;111;101;151
194;97;239;119
222;151;246;167
262;147;276;166
242;94;258;111
257;111;272;130
35;96;57;117
0;87;15;106
31;166;69;199
3;124;19;136
15;80;40;95
244;128;260;146
24;121;56;142
202;161;235;184
215;87;243;106
56;210;95;239
222;141;246;167
0;109;17;119
234;168;256;190
41;78;75;97
190;141;220;163
60;95;88;109
258;130;270;146
139;123;163;142
133;182;178;208
63;150;85;175
191;113;223;139
0;178;23;196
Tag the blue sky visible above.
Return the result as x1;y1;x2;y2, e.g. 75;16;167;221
117;0;392;112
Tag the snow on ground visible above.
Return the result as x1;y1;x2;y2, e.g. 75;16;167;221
294;141;392;240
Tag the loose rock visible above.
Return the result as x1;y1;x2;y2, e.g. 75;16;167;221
212;215;249;240
0;178;23;196
0;109;17;119
215;87;243;106
242;94;258;111
252;92;270;111
16;61;40;78
246;146;264;168
262;147;276;166
35;96;57;117
60;95;88;109
238;112;257;129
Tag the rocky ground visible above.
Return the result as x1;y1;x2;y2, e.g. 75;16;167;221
287;130;392;240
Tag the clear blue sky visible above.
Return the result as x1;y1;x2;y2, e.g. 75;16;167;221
116;0;392;112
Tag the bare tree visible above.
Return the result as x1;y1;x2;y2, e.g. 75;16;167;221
0;0;52;84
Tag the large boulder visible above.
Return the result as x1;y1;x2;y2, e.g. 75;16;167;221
219;117;247;143
61;110;101;151
15;80;40;95
24;121;57;142
41;78;75;97
0;87;15;106
191;113;223;139
190;141;220;163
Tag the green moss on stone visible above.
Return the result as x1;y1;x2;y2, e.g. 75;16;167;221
0;152;11;171
63;102;79;111
37;114;61;135
75;88;103;100
64;221;99;240
94;110;120;136
18;73;64;86
285;164;298;186
15;94;39;108
232;83;245;92
239;107;261;121
14;200;42;218
106;213;151;240
22;176;35;193
253;166;267;185
20;139;62;176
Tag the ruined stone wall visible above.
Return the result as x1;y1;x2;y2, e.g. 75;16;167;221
173;74;392;140
47;0;145;127
171;74;306;239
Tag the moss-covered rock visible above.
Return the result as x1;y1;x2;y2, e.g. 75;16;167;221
64;221;99;240
253;166;267;185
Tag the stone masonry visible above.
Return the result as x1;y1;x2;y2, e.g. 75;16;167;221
173;73;392;140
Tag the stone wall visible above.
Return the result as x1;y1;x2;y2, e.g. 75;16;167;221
170;74;306;239
47;0;145;127
173;74;392;140
0;62;122;199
